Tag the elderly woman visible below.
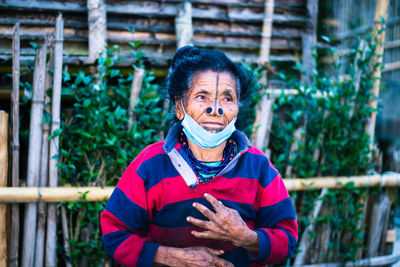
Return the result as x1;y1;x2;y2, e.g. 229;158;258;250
101;46;297;267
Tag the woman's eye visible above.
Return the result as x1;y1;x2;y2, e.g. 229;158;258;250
224;96;232;101
197;95;205;100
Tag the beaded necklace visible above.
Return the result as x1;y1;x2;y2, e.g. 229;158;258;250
179;131;237;183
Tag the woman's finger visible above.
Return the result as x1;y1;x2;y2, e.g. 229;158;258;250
204;193;225;213
191;229;221;240
206;247;224;255
214;257;235;267
187;216;213;230
192;202;220;223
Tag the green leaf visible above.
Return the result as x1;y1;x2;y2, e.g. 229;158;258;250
321;35;330;43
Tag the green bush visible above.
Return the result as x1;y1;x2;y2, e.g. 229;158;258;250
58;44;163;265
269;31;382;262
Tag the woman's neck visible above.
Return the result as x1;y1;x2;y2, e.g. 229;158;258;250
187;138;226;162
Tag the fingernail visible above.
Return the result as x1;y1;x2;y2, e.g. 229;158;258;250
204;193;208;197
192;203;196;207
186;217;190;221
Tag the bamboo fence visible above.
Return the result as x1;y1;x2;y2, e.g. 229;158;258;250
0;111;8;267
0;174;398;203
46;13;63;267
10;22;20;267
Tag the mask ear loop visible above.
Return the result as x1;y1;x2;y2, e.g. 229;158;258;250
180;99;187;115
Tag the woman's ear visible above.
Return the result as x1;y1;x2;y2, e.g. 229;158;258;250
175;97;184;120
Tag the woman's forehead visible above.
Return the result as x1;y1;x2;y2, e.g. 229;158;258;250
189;70;237;92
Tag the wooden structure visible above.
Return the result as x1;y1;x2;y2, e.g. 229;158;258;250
0;0;306;78
321;0;400;171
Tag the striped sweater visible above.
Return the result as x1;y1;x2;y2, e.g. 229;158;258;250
101;125;298;266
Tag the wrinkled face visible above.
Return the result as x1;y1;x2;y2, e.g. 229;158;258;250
175;70;239;133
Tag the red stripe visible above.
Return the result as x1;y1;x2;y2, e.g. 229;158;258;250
255;174;289;209
148;221;255;249
262;228;289;264
101;209;133;235
137;141;166;163
113;235;149;267
276;219;298;241
147;176;260;211
247;146;265;156
116;165;148;210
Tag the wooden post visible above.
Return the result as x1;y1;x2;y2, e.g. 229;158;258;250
128;68;145;132
0;111;9;267
10;23;20;267
35;33;53;267
61;205;73;267
301;0;319;86
259;0;275;63
365;0;389;152
367;193;391;257
21;41;47;267
87;0;107;63
294;188;328;265
252;0;275;154
285;126;305;178
46;13;63;267
252;95;275;153
175;1;193;49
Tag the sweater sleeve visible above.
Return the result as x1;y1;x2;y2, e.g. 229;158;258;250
250;159;298;264
100;160;160;267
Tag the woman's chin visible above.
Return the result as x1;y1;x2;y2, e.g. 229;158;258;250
203;126;223;133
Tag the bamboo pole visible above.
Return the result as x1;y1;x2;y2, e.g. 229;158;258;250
61;205;72;267
365;0;389;153
294;188;328;265
0;187;114;202
367;193;391;257
0;174;399;203
127;68;145;132
301;0;318;86
35;33;53;267
0;111;9;267
252;0;275;153
10;22;20;267
259;0;275;63
175;1;193;49
21;40;47;267
297;251;400;267
46;13;63;267
87;0;107;63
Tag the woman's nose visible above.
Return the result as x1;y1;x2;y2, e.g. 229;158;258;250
205;106;224;116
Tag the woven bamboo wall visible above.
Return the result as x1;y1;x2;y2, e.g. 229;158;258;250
0;0;307;71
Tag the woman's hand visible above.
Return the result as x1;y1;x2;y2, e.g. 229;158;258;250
154;246;234;267
187;193;259;252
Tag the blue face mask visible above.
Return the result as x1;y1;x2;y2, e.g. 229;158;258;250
180;101;237;148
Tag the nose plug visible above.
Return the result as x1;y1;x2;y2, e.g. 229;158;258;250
206;107;224;115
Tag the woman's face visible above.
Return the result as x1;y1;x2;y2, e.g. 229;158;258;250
175;70;239;133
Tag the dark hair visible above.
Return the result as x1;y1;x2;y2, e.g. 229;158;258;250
164;46;257;133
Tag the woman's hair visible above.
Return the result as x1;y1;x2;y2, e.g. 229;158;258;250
164;46;258;133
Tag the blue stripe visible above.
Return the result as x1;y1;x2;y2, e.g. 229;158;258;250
136;154;180;190
105;187;149;230
152;198;257;228
137;242;161;267
221;247;253;266
256;197;296;228
223;153;278;188
246;229;271;262
103;230;131;257
273;225;297;257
